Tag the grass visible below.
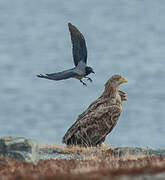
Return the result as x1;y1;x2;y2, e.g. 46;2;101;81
40;144;113;154
1;145;165;180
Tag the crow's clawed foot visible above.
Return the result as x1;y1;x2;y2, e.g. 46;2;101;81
85;77;93;82
80;80;87;86
87;77;92;82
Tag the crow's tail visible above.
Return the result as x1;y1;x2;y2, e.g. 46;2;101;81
37;74;54;80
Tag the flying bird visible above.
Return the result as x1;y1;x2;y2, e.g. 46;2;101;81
62;74;128;147
37;23;95;86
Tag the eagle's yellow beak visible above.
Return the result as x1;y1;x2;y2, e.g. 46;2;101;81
119;76;128;84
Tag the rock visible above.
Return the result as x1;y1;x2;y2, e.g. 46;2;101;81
1;137;165;163
117;172;165;180
39;148;81;160
38;146;165;161
0;136;39;163
113;147;165;157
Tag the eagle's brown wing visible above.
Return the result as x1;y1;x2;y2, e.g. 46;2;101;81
75;97;108;120
62;104;122;146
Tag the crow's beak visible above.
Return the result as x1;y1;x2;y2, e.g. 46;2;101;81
92;70;95;74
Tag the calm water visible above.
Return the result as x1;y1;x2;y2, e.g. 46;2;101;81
0;0;165;148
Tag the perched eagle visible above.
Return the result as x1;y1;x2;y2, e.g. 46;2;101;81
62;75;128;147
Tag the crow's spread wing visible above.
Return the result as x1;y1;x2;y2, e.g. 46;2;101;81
68;23;87;66
37;68;77;81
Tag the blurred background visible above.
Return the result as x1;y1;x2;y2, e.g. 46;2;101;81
0;0;165;148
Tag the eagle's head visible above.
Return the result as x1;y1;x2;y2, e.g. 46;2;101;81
103;75;128;98
105;75;128;88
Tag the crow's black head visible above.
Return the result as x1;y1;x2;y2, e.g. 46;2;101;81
85;66;95;75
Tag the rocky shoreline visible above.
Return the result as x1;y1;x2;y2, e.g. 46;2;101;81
1;136;165;180
1;136;165;162
39;146;165;161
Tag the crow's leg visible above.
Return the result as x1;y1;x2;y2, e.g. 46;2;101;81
84;76;92;82
80;79;87;86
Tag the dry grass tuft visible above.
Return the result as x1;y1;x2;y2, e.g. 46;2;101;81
40;144;114;155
